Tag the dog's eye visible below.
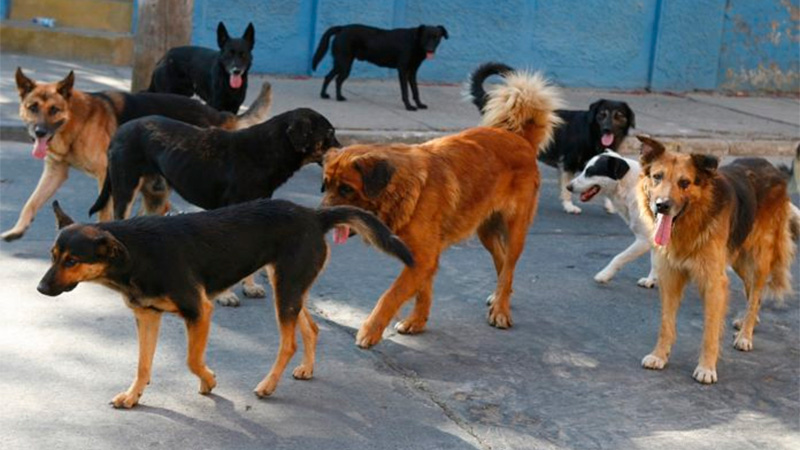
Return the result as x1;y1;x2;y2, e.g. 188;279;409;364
338;185;354;196
678;179;690;190
613;111;627;122
63;257;78;268
28;103;39;113
597;111;608;120
49;106;60;116
652;172;663;182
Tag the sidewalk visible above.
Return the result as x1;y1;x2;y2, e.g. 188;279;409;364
1;53;798;155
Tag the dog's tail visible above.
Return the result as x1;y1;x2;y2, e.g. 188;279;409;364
312;26;342;71
466;62;515;113
89;170;112;217
316;206;414;267
766;200;799;301
478;67;564;154
231;81;272;130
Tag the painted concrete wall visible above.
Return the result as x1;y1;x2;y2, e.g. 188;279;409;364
185;0;798;92
1;0;9;20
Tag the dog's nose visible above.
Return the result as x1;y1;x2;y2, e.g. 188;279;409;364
655;200;672;214
34;126;48;138
566;183;574;192
231;68;242;75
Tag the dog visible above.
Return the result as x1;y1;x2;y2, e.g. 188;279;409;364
311;24;448;111
37;199;413;408
88;108;340;307
3;68;272;242
567;150;657;287
636;136;799;384
469;62;635;214
148;22;255;113
321;70;562;348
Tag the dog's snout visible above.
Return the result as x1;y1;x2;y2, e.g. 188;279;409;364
566;183;574;193
231;68;242;75
34;126;48;138
655;200;672;214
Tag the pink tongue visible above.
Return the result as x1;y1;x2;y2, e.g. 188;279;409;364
333;225;350;245
32;138;48;159
426;51;434;60
654;213;673;246
601;133;614;147
229;73;243;89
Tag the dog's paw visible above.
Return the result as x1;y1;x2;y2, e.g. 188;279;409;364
110;390;140;409
1;227;25;242
692;365;718;384
320;93;330;99
254;376;278;398
487;304;513;329
336;95;347;102
355;323;383;349
292;365;314;380
215;292;240;307
405;104;417;111
733;333;753;352
732;315;760;330
242;282;266;298
416;103;428;110
594;269;615;284
641;354;667;370
199;370;216;395
394;317;427;335
604;199;617;215
563;203;582;215
637;277;657;288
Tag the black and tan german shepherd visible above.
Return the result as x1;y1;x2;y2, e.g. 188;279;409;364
2;69;272;242
37;200;413;408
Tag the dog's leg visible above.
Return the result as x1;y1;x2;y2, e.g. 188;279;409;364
604;197;617;214
732;257;767;352
334;59;352;101
185;293;217;394
214;289;241;307
595;238;650;284
395;271;436;335
111;307;162;408
241;273;267;299
637;249;658;288
478;214;508;306
292;307;318;380
487;211;531;329
409;70;427;109
2;159;69;241
559;170;581;214
321;68;336;99
694;266;728;384
642;265;687;372
139;175;171;216
398;70;416;111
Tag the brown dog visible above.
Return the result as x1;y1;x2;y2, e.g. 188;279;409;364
322;71;562;348
2;68;272;242
637;136;799;384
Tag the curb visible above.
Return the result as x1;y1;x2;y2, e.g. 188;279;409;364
2;124;797;158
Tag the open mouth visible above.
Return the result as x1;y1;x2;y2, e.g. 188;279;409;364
601;133;614;147
229;72;243;89
653;205;685;247
31;135;52;159
426;51;435;60
333;225;351;244
579;185;601;202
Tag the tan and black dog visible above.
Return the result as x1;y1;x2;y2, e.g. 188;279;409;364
637;136;799;384
37;200;413;408
3;68;272;242
321;71;562;348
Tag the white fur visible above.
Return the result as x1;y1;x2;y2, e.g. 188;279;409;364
567;150;657;288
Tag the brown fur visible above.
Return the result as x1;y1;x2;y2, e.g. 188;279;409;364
636;136;798;384
322;71;561;348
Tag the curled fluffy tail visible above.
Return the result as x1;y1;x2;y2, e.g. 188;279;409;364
317;206;414;267
476;66;564;153
233;81;272;130
312;26;342;71
467;62;515;112
89;170;112;217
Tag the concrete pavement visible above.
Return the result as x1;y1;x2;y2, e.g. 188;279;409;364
1;53;798;155
1;137;798;448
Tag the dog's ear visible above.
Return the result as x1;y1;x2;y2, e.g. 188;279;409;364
217;22;230;49
607;156;630;180
286;117;313;153
15;67;36;99
53;201;74;229
95;233;130;269
438;25;449;39
242;22;255;50
56;71;75;100
691;154;718;177
637;135;665;166
624;103;636;129
355;158;395;198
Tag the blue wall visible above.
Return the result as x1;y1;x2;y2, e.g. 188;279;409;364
0;0;9;20
190;0;799;92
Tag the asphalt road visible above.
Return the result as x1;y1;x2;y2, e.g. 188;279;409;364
1;141;798;449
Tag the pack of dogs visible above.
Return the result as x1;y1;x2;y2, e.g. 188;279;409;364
4;20;798;408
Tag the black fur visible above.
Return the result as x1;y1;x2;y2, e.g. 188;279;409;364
355;159;395;198
584;154;630;180
311;24;448;111
469;62;636;174
89;108;340;218
148;22;255;113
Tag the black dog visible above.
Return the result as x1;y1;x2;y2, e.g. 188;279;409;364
470;62;636;214
39;200;413;408
312;24;448;111
148;22;255;113
89;108;340;306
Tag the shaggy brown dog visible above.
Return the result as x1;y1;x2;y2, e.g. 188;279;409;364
637;136;799;384
3;69;271;242
321;71;562;348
